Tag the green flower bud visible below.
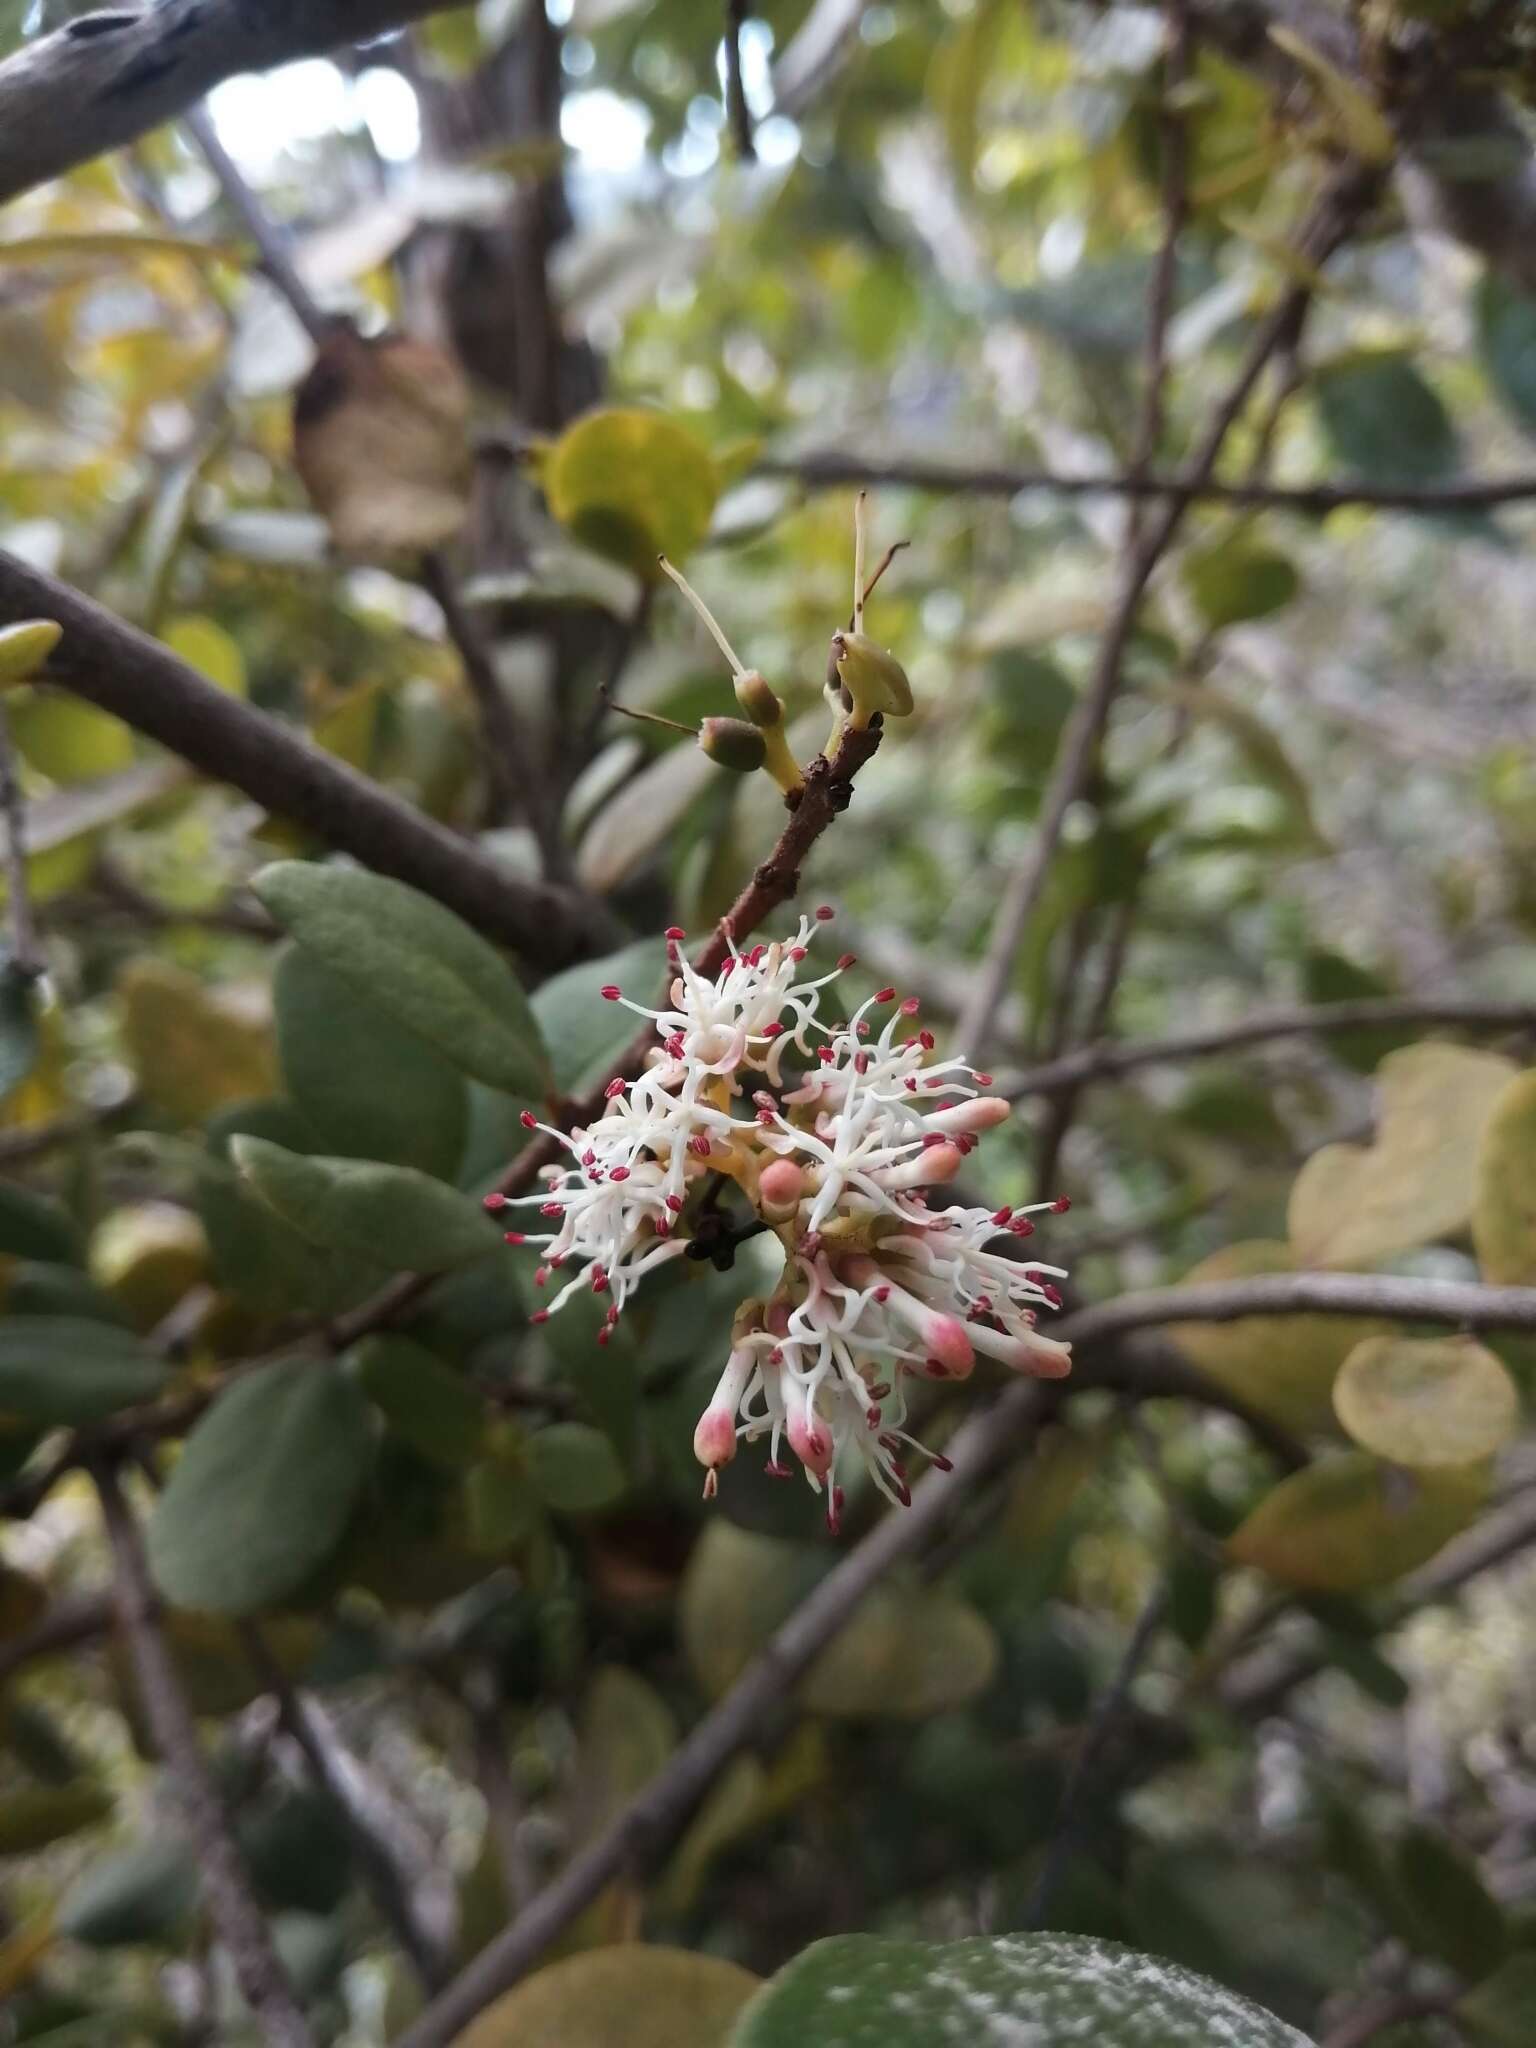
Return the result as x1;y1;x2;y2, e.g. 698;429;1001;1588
831;630;913;729
698;717;768;773
0;620;62;688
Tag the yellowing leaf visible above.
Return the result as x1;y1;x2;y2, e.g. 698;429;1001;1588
1333;1336;1519;1469
9;688;134;781
293;330;471;557
681;1522;997;1718
89;1202;210;1332
119;959;276;1125
543;407;719;577
0;620;62;687
456;1945;759;2048
0;231;238;269
1473;1069;1536;1284
1169;1241;1385;1434
1288;1044;1519;1269
162;615;247;697
1228;1453;1486;1592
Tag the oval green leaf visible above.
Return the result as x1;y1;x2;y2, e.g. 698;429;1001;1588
253;860;548;1097
543;407;720;577
274;945;469;1178
531;936;665;1098
731;1933;1308;2048
1473;1068;1536;1284
527;1420;627;1514
460;1944;758;2048
1333;1335;1519;1468
349;1334;486;1468
231;1135;501;1272
1313;352;1459;486
0;1317;166;1425
146;1358;375;1615
1227;1451;1486;1592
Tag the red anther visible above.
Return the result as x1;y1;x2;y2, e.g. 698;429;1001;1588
591;1269;609;1293
855;1050;871;1073
765;1460;792;1479
869;1382;892;1400
922;1132;947;1148
1011;1217;1036;1237
815;904;835;921
932;1454;954;1473
482;1192;507;1212
768;1347;784;1366
889;1458;907;1481
520;1109;538;1129
919;1030;935;1050
535;1267;549;1287
503;1230;526;1245
900;996;920;1015
596;1328;610;1347
605;1077;626;1099
665;1032;685;1057
1052;1195;1072;1213
609;1166;630;1182
973;1072;993;1087
754;1090;776;1109
825;1507;842;1535
833;1486;845;1510
607;1303;620;1323
904;1077;918;1092
667;1194;685;1212
991;1205;1013;1225
975;1294;992;1312
874;1284;891;1303
665;925;686;940
1042;1283;1063;1307
761;1021;785;1038
757;1109;775;1126
875;986;896;1004
1024;1267;1042;1283
530;1309;550;1325
867;1406;882;1428
894;1480;913;1508
655;1220;671;1236
749;944;767;966
957;1133;977;1155
600;984;622;1001
540;1202;563;1217
857;1020;870;1036
582;1148;597;1166
818;1046;835;1064
691;1134;712;1157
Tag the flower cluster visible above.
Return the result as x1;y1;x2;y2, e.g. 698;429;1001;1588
488;915;1070;1531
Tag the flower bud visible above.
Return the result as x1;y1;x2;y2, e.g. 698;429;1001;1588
831;629;913;730
733;667;783;728
0;619;61;688
787;1411;833;1479
698;717;768;774
758;1157;804;1220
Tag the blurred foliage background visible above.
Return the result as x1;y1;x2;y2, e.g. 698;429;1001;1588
4;1;1536;2044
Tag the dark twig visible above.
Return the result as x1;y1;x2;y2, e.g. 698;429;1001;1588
1003;996;1536;1100
1026;1579;1170;1926
955;166;1376;1059
0;699;41;977
94;1463;314;2048
0;1590;115;1687
184;106;330;343
0;551;618;968
723;0;758;161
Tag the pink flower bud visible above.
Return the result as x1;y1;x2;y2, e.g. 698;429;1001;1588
693;1407;737;1472
787;1412;833;1478
758;1157;804;1217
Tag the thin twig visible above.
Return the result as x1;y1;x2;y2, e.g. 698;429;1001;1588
1125;0;1191;547
94;1463;314;2048
0;699;41;977
758;450;1536;517
954;165;1377;1059
1069;1273;1536;1346
724;0;758;161
184;106;330;343
1026;1579;1170;1926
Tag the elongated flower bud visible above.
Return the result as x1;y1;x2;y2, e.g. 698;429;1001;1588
698;717;767;773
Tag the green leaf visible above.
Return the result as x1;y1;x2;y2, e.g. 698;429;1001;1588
531;937;664;1098
0;1782;113;1856
0;954;39;1103
730;1933;1308;2048
350;1334;486;1468
56;1839;198;1947
1333;1335;1519;1468
682;1522;997;1718
527;1421;627;1514
253;861;549;1097
0;1317;166;1425
1312;352;1459;486
0;1183;80;1265
231;1136;502;1272
1169;1241;1385;1435
274;946;468;1178
119;958;276;1125
8;689;134;781
1393;1824;1507;1980
1459;1951;1536;2046
458;1944;759;2048
1301;947;1413;1072
161;614;246;697
146;1358;375;1615
1288;1044;1518;1269
238;1786;354;1915
1476;273;1536;432
1183;539;1300;630
1473;1068;1536;1284
543;408;720;577
463;1457;538;1553
1227;1452;1486;1592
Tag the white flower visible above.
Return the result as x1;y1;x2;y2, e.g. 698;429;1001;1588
488;913;1072;1528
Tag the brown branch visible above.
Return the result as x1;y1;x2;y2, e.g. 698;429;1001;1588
0;699;41;977
0;1589;114;1687
1003;997;1536;1100
0;0;471;207
953;166;1377;1059
757;452;1536;518
724;1;758;162
94;1463;314;2048
1069;1273;1536;1348
0;550;619;968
